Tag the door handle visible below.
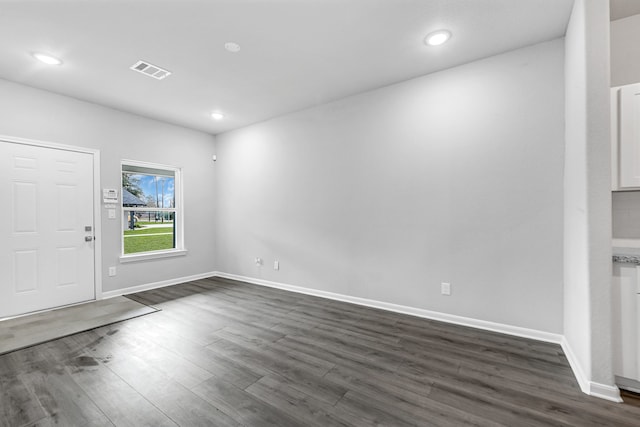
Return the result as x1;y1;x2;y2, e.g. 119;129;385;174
85;236;94;242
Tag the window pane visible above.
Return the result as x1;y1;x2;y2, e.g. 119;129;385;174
122;172;175;209
121;161;181;257
123;210;175;254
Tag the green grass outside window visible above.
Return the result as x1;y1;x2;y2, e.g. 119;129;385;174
123;227;174;254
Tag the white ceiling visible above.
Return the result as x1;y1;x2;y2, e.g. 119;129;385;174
0;0;575;135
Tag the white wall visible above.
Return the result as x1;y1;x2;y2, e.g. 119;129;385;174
611;13;640;87
564;0;615;397
0;78;217;293
215;39;565;334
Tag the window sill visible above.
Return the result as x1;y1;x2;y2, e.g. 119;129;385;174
119;249;188;263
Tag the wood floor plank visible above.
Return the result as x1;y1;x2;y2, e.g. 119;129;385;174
324;364;502;427
394;316;566;357
192;376;301;427
212;326;336;376
129;309;224;347
216;322;286;344
40;337;177;427
87;325;214;389
0;354;48;427
331;390;418;427
6;346;114;427
245;375;349;427
105;351;241;427
205;338;347;404
401;350;638;427
112;315;262;389
23;418;53;427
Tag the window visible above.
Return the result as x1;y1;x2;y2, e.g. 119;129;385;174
121;160;184;261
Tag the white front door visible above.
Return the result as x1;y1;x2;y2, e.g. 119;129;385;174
0;140;95;318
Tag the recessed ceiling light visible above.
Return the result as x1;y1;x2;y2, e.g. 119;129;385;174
424;30;452;46
224;42;241;53
32;52;62;65
211;112;225;120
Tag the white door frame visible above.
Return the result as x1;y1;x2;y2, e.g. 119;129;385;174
0;134;103;301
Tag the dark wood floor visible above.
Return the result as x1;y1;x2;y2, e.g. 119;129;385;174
2;277;640;426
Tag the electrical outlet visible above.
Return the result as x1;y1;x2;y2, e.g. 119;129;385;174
108;266;117;277
441;282;451;296
274;260;279;270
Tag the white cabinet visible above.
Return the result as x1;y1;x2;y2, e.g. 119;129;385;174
612;83;640;190
612;262;640;390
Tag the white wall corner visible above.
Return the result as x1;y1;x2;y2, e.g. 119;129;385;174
561;336;623;403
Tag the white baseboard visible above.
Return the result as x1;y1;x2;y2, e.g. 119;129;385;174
101;271;217;299
561;336;590;395
213;271;563;345
560;336;623;403
589;382;623;402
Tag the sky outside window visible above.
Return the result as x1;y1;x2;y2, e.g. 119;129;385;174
126;173;175;208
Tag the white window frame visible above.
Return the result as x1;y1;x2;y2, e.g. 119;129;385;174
119;159;186;262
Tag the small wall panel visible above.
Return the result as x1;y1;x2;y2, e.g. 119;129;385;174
56;160;76;174
12;181;37;233
56;184;76;231
14;156;36;170
56;247;77;287
13;250;38;293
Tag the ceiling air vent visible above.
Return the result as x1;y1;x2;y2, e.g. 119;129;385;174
130;60;171;80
